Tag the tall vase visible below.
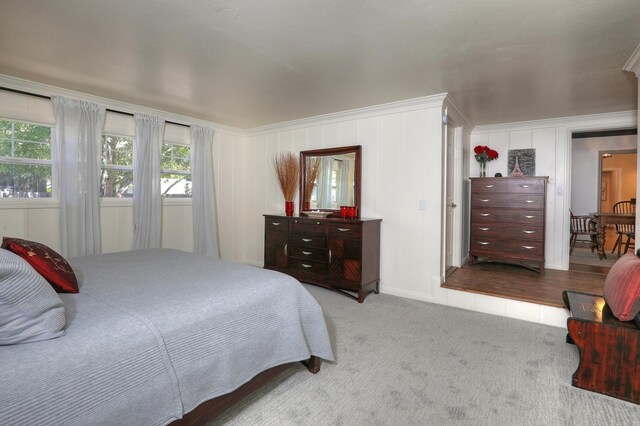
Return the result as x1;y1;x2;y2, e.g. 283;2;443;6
303;201;311;211
285;201;295;217
479;161;487;177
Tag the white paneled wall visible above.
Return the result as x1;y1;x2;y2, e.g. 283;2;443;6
244;96;448;301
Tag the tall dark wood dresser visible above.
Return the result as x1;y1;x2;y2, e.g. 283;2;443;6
264;214;381;302
469;176;548;273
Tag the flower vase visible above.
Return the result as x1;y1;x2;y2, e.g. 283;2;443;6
285;201;295;217
479;161;487;177
303;201;310;211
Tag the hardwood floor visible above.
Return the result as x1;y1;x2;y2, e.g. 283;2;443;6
442;262;607;308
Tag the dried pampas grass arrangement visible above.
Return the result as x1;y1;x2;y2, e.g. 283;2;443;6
304;157;321;203
273;152;299;201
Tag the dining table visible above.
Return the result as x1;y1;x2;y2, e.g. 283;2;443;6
592;212;636;259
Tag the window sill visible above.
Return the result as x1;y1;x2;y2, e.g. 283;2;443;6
100;198;193;207
0;198;59;209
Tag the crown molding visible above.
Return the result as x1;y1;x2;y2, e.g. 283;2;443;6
443;94;474;129
246;93;448;136
0;74;246;137
472;110;637;134
623;43;640;77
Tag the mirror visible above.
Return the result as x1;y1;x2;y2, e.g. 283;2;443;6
299;145;361;217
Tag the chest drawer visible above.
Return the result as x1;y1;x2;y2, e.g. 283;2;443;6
288;258;328;275
265;217;289;231
328;223;362;239
471;178;507;193
289;233;327;248
288;245;328;263
291;219;326;234
472;193;544;209
472;209;544;225
508;178;545;194
470;237;544;260
471;223;544;241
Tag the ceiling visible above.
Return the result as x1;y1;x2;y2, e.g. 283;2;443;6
1;0;639;129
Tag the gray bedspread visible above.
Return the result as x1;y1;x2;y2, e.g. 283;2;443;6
0;249;334;425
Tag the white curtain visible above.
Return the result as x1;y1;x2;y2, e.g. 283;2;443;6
190;125;219;257
132;113;164;249
317;157;334;208
51;96;105;258
336;159;350;207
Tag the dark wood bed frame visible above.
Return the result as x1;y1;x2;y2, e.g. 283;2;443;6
170;356;321;425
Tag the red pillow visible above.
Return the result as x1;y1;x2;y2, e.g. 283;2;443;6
1;237;78;293
603;253;640;321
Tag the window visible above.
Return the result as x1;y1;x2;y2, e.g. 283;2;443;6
0;119;52;198
161;143;191;198
100;134;134;197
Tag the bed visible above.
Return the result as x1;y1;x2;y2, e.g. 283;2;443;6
0;248;334;425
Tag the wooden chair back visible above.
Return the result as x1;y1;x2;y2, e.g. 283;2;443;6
613;201;635;234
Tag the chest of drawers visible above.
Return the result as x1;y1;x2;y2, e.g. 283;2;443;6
469;176;548;273
264;215;381;302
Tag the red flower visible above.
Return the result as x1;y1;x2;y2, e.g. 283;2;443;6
487;149;499;160
474;145;485;154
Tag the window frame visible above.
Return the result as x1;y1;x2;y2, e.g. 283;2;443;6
160;141;192;199
99;132;135;199
0;118;55;200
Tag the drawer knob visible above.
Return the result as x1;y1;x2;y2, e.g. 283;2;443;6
338;227;351;232
522;230;535;234
284;243;288;256
271;222;280;226
520;184;531;188
477;241;490;245
524;215;535;219
329;249;332;263
316;221;321;225
478;227;490;231
302;238;313;242
480;199;490;202
301;263;313;268
525;200;534;203
523;245;535;250
479;213;490;217
302;251;313;255
484;184;495;188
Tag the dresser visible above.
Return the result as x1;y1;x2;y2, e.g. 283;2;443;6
469;176;548;273
264;215;381;303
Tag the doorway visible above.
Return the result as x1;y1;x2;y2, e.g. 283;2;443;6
570;130;637;269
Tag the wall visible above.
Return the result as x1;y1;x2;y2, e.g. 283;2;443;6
0;80;247;259
242;95;450;301
471;112;637;271
570;135;637;215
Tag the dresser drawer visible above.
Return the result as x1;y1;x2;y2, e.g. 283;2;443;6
291;219;326;234
265;217;289;231
472;193;544;209
471;223;544;241
328;223;362;239
288;245;328;263
508;178;545;194
289;258;328;275
471;178;507;193
472;209;544;225
470;238;544;260
289;233;327;248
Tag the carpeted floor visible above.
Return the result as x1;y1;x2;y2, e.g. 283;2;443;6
211;285;640;425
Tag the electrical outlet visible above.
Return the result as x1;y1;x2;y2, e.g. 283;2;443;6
419;200;426;210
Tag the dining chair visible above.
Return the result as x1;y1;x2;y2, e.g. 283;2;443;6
570;211;602;258
611;200;635;257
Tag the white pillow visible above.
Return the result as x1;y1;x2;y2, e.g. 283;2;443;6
0;248;66;345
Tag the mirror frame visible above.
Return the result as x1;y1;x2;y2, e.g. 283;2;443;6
299;145;362;217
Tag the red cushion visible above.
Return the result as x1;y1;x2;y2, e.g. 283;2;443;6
603;253;640;321
1;237;78;293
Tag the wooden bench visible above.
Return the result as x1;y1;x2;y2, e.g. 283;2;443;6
563;290;640;404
